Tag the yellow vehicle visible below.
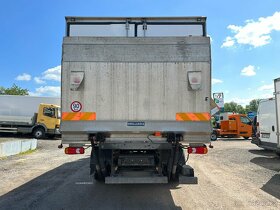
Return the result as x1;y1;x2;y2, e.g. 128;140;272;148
0;95;61;139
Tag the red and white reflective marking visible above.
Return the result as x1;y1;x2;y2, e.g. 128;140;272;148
70;101;82;112
187;146;208;154
65;147;85;155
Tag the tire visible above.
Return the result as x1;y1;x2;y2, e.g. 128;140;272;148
33;127;45;139
211;132;217;141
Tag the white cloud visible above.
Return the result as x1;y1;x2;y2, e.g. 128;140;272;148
34;77;46;84
222;12;280;48
33;65;61;85
42;65;61;82
29;86;60;97
221;36;235;48
240;65;256;76
212;78;223;84
15;73;31;81
225;97;254;106
258;84;274;91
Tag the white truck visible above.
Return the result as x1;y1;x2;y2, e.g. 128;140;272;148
0;95;61;138
252;77;280;155
60;17;212;184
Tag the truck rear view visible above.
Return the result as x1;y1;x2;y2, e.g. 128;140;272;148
61;17;212;184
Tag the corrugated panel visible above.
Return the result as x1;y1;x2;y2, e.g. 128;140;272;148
62;37;210;63
62;62;210;121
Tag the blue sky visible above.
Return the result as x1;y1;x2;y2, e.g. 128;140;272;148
0;0;279;106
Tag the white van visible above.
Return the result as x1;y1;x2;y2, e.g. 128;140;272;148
252;97;280;154
275;78;280;151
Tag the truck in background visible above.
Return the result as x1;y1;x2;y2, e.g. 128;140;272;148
276;78;280;153
212;114;252;140
252;98;278;151
0;95;61;139
251;78;280;155
60;17;212;184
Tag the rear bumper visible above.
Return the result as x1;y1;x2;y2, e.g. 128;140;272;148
61;120;211;144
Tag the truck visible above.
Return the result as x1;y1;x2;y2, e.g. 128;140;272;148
212;114;252;140
252;78;280;155
0;95;61;139
60;17;212;184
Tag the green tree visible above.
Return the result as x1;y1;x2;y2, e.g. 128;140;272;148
0;84;29;95
245;99;261;112
224;101;245;114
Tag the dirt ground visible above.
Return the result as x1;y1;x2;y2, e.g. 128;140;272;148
0;137;279;210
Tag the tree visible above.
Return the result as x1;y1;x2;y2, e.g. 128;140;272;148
224;101;245;114
0;84;29;95
245;99;261;112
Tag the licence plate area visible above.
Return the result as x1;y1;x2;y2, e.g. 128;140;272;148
261;133;270;138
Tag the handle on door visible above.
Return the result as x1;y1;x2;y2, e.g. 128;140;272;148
272;125;275;132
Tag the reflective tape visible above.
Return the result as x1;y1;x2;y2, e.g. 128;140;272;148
176;112;210;121
62;112;96;121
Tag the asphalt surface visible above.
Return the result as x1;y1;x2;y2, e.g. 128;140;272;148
0;137;279;210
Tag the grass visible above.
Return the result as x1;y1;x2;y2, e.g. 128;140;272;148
19;149;37;156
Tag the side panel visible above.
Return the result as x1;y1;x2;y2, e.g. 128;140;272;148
275;78;280;148
0;96;60;124
258;100;277;144
0;96;60;118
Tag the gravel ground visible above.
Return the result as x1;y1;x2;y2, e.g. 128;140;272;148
0;137;279;210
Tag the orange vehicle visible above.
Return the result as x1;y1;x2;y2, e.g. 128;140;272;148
215;114;252;139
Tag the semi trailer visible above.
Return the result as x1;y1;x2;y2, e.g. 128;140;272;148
0;95;61;139
60;17;212;184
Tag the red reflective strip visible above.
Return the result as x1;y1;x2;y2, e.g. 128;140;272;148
65;147;85;155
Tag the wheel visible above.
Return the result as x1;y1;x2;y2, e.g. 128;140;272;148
276;151;280;157
243;137;250;140
33;127;45;139
211;132;217;141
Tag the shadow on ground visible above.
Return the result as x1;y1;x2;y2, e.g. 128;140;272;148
261;174;280;200
216;138;250;142
249;149;280;200
0;157;182;210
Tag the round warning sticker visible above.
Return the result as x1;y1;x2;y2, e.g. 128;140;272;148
71;101;82;112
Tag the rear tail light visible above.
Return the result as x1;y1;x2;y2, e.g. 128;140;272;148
154;131;162;137
65;147;85;155
187;146;208;154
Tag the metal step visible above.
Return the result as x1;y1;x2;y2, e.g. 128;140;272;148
105;176;168;184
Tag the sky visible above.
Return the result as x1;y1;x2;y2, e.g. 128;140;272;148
0;0;279;106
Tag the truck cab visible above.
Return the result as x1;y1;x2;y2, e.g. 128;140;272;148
33;104;61;138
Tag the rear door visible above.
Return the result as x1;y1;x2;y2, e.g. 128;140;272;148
275;78;280;148
258;100;277;145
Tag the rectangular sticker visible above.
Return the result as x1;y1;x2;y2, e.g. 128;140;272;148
261;133;270;138
127;122;145;126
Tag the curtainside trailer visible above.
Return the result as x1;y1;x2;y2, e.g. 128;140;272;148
0;95;61;138
60;17;212;184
